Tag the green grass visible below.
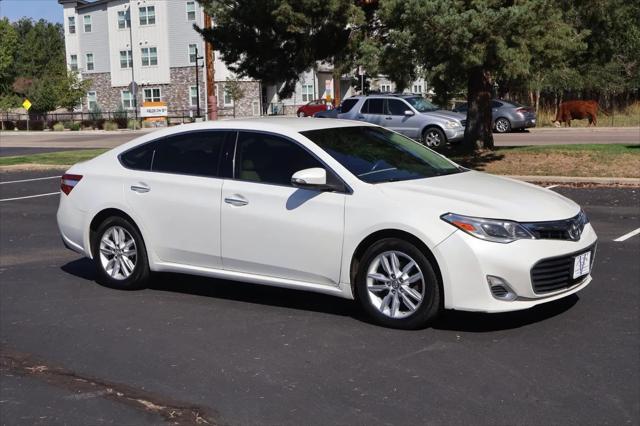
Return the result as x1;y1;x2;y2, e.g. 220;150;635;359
0;149;108;166
536;103;640;127
451;144;640;178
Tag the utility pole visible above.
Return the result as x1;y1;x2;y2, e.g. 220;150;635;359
194;47;204;118
126;2;137;129
203;11;217;120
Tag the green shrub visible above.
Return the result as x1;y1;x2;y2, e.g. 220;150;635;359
103;121;119;131
53;122;65;131
70;122;81;131
63;121;73;129
113;105;129;129
127;119;140;130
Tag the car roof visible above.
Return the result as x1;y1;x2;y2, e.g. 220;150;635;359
141;117;375;138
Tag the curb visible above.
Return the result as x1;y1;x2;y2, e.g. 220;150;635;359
506;175;640;186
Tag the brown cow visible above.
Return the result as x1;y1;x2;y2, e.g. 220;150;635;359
554;100;602;127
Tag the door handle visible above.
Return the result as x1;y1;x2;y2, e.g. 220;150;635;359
130;184;150;193
224;195;248;206
385;116;393;120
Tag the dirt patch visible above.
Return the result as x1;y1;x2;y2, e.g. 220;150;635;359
0;164;70;173
1;349;219;426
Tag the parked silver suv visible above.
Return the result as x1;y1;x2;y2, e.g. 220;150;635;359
315;94;466;147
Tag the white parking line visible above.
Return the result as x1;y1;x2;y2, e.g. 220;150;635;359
614;228;640;242
0;176;60;185
0;192;59;202
546;185;560;189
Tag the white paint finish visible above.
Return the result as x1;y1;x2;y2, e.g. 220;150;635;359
546;184;560;189
57;118;598;312
0;176;60;185
1;192;59;202
124;171;223;268
220;179;345;285
614;228;640;242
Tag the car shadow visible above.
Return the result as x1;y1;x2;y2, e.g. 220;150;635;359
432;294;579;332
61;258;579;332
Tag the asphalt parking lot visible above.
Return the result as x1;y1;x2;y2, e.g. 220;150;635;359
0;169;638;425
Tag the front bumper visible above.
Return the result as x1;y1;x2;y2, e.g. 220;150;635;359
444;127;465;143
434;223;598;312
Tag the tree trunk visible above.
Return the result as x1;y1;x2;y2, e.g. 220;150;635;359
464;67;494;150
534;88;541;114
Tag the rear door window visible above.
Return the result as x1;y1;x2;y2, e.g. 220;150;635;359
152;131;229;177
386;99;408;115
120;142;156;171
361;98;384;114
491;101;503;108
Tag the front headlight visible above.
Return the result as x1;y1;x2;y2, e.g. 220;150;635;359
445;120;462;128
441;213;534;243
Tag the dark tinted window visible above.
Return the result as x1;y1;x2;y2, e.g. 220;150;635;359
387;99;408;115
153;131;227;177
301;126;463;183
236;132;322;186
340;98;358;113
361;98;384;114
491;101;503;108
120;142;155;171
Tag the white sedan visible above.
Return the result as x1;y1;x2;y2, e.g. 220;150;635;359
57;118;597;329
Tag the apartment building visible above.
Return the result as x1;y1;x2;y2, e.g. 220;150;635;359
59;0;261;117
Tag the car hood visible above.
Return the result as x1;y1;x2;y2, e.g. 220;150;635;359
377;171;579;222
421;110;466;121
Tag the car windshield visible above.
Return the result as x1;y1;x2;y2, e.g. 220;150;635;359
404;96;439;112
300;126;464;183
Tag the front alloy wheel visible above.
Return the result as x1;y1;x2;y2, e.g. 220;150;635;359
423;128;445;148
355;238;441;329
366;251;425;319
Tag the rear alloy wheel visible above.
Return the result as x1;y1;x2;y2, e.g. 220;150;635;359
355;238;441;329
93;216;149;290
422;127;446;148
495;117;512;133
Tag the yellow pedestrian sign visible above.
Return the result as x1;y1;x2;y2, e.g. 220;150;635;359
22;99;32;111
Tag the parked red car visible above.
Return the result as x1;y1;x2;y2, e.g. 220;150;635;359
297;99;333;117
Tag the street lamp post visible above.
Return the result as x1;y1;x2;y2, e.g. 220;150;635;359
194;47;204;118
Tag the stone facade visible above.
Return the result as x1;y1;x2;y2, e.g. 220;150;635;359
83;69;263;118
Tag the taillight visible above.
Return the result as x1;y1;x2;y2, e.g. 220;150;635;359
61;174;83;195
516;107;531;114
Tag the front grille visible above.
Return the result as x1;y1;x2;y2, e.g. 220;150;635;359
531;244;596;294
522;212;588;241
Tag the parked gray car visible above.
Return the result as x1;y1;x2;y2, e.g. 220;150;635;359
452;99;536;133
314;94;466;147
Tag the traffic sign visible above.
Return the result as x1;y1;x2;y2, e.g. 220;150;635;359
22;99;32;111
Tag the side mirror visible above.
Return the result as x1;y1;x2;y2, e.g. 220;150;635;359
291;168;329;190
404;110;415;116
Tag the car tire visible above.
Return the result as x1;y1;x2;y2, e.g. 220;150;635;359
422;127;446;148
494;117;511;133
92;216;150;290
354;238;441;329
297;111;306;117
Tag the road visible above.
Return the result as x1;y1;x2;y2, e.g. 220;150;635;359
0;126;638;155
0;169;638;425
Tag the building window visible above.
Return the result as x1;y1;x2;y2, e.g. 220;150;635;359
143;88;161;103
413;84;422;93
121;90;136;109
70;55;78;71
141;47;157;66
83;15;92;33
68;16;76;34
120;50;132;69
139;6;155;25
301;84;313;102
223;85;233;106
189;44;197;64
87;91;97;110
189;86;198;107
380;84;391;92
86;53;94;71
117;10;130;29
186;1;196;21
